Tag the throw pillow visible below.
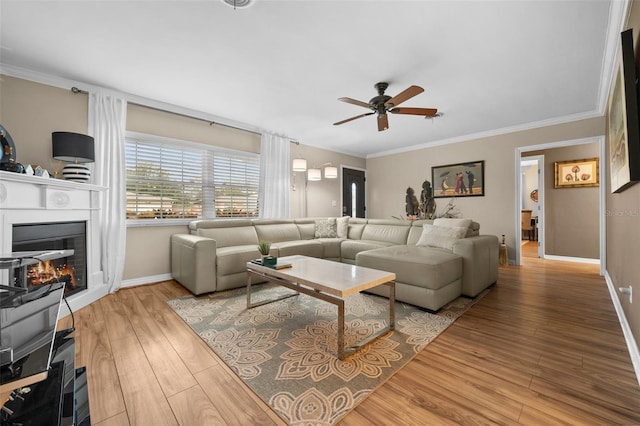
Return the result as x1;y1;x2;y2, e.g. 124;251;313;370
315;218;338;238
336;216;349;238
416;224;468;250
433;218;473;237
432;218;472;229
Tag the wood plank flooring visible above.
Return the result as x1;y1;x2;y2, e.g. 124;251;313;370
60;246;640;425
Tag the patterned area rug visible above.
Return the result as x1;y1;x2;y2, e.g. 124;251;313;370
167;283;483;425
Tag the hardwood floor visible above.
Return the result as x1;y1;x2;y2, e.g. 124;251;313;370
60;251;640;425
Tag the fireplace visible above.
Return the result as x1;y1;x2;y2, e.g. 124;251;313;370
12;222;87;297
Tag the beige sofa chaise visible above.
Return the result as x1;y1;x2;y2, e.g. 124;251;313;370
170;217;499;311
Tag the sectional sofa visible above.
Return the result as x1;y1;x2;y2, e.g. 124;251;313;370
170;217;499;311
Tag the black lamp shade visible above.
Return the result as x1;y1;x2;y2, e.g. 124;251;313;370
52;132;95;163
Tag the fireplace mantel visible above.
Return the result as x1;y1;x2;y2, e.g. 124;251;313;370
0;170;109;313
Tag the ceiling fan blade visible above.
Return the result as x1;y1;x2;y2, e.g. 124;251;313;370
333;112;374;125
384;85;424;108
377;113;389;131
338;97;372;109
389;107;438;116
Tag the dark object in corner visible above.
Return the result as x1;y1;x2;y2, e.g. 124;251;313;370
0;124;25;173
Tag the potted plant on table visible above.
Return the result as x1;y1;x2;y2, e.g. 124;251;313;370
258;241;277;266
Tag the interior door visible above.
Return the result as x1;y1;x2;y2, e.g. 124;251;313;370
342;168;365;218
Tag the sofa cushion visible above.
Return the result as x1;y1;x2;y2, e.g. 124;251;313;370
315;238;344;259
216;245;261;275
197;226;259;248
315;218;338;238
347;223;366;240
296;222;316;240
254;222;301;243
340;239;394;262
356;245;462;291
272;240;324;258
361;222;410;245
416;224;468;250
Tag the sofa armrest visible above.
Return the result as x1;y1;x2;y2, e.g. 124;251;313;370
171;234;217;295
452;235;499;297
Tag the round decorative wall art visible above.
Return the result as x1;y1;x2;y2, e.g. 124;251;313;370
530;189;539;202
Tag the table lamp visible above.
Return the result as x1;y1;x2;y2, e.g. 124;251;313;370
52;132;95;182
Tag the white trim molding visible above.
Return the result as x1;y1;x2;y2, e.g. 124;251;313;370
604;270;640;387
121;273;174;289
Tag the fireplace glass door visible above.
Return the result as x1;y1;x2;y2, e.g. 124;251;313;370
12;222;87;297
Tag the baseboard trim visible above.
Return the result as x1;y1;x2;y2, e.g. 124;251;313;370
543;254;600;264
604;270;640;387
121;273;173;289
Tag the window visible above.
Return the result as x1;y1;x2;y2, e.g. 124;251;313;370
125;134;260;221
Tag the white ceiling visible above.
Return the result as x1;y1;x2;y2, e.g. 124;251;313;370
0;0;621;158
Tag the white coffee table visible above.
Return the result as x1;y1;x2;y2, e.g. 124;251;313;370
246;255;396;359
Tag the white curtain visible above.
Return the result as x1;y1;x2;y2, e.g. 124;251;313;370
259;133;290;218
88;92;127;293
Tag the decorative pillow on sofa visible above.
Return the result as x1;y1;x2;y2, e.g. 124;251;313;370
416;224;468;250
336;216;349;238
433;218;473;237
433;218;472;230
315;218;338;238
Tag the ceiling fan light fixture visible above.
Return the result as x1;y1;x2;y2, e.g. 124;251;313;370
221;0;254;9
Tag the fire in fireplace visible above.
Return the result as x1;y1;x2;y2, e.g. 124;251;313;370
12;221;87;297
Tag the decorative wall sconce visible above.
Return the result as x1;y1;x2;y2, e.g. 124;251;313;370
292;158;307;172
308;163;337;181
289;141;337;182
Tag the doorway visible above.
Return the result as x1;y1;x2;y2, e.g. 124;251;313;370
342;167;366;218
520;155;544;259
515;136;605;273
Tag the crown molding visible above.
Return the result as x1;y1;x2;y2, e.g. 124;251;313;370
367;110;603;159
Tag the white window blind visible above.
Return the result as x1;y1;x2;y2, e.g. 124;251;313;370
125;135;260;220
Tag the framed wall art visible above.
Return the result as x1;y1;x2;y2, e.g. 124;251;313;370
554;158;599;188
607;29;640;193
432;160;484;198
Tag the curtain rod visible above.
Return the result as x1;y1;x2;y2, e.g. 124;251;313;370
71;86;262;136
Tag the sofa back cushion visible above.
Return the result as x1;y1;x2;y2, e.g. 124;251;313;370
294;218;316;240
347;218;367;240
361;220;411;245
254;220;301;243
196;225;259;248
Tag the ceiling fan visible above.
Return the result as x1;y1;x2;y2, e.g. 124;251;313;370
333;82;438;132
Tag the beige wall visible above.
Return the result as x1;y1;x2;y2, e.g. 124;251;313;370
290;143;366;218
366;117;605;259
542;143;600;259
607;0;640;356
0;75;87;171
123;104;261;281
